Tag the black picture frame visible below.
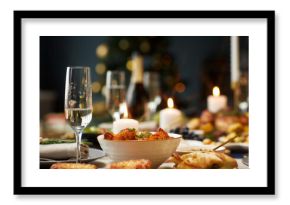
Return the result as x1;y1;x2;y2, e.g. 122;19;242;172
14;10;275;195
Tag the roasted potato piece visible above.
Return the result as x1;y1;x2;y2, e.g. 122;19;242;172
200;123;214;133
215;115;240;132
200;110;214;123
108;159;152;169
227;122;243;133
104;132;114;140
148;128;169;140
114;128;136;140
203;138;213;145
214;152;238;169
50;163;97;169
104;129;137;140
187;118;200;130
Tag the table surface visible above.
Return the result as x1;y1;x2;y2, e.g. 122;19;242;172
90;155;249;169
40;139;249;169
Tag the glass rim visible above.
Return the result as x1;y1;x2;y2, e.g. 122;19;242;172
66;66;90;69
107;70;125;74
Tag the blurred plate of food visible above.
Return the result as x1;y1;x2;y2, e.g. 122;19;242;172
169;110;249;152
217;132;248;152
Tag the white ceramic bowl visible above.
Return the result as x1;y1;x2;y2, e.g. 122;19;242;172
97;133;181;168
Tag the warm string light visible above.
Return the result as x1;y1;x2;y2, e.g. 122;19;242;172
174;82;186;93
92;81;101;93
96;43;109;58
140;41;150;53
95;63;107;74
119;39;130;50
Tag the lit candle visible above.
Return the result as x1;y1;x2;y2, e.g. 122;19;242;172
112;104;139;133
160;98;183;131
207;86;227;113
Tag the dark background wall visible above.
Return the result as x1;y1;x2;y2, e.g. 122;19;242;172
40;36;248;118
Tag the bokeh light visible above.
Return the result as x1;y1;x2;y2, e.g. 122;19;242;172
174;82;186;93
96;43;109;58
119;39;130;50
140;41;150;53
95;63;107;75
92;81;102;93
126;60;133;71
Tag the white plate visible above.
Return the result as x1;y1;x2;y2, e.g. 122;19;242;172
40;148;105;167
177;139;203;150
176;139;225;152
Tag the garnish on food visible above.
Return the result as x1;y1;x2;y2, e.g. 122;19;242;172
104;128;170;141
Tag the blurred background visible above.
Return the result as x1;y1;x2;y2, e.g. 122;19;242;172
40;36;248;125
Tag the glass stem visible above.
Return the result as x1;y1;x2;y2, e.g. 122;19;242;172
75;130;83;163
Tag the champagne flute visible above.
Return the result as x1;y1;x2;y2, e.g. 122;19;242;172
64;66;92;163
105;70;126;120
144;72;161;119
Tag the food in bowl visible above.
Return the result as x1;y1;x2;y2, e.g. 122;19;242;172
104;128;170;141
98;128;181;168
169;151;238;169
108;159;152;169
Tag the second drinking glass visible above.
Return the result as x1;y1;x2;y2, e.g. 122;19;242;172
105;70;126;121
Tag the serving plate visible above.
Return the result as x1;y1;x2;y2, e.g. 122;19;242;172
176;139;226;153
40;148;105;167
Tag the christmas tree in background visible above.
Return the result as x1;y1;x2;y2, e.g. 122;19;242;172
91;36;186;119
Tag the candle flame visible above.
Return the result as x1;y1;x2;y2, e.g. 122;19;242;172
213;86;220;97
123;103;128;118
167;98;174;108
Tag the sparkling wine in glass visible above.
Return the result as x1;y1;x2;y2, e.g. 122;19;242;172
105;70;126;120
144;71;161;119
64;66;92;163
